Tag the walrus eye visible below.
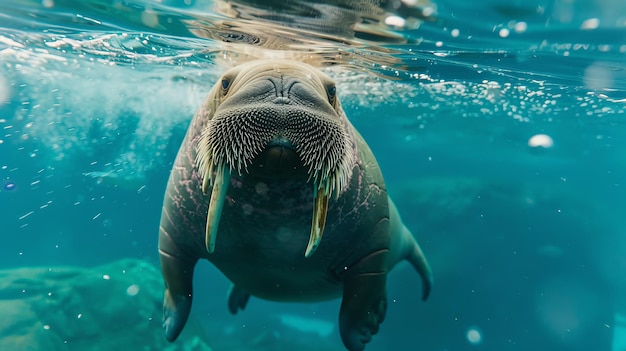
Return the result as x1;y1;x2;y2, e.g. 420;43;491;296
221;78;230;91
326;84;336;103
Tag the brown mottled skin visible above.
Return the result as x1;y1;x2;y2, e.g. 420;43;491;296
158;59;432;351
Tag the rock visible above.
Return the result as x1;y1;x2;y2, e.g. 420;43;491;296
0;259;212;351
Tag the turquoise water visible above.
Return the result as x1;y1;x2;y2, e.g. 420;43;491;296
1;0;625;350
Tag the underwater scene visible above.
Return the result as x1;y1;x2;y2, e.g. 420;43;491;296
1;0;625;350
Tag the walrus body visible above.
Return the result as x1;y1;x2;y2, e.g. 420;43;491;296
158;59;432;351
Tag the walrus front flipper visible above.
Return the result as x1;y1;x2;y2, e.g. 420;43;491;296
339;249;389;351
159;228;198;342
227;284;250;314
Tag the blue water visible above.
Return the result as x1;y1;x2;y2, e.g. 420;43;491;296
1;0;625;350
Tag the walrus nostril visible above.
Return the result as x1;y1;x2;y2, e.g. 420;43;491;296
273;97;291;105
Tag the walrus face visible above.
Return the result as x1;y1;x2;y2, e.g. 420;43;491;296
195;60;354;257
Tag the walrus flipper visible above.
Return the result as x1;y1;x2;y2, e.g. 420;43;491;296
388;199;433;301
159;228;198;342
227;284;251;314
340;249;389;351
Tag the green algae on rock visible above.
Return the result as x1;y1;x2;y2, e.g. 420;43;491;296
0;259;211;351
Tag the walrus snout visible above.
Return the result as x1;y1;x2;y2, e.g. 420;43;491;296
199;102;352;187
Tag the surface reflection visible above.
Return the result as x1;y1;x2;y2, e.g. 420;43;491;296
189;0;437;70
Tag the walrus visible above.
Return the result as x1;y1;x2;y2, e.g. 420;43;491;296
158;59;432;351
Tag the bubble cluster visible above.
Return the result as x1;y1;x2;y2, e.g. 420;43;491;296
2;38;215;179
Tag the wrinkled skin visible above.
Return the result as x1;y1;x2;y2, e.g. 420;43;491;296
158;59;432;351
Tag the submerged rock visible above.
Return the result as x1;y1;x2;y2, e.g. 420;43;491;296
0;259;211;351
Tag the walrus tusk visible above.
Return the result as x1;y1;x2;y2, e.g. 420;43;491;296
205;164;230;253
201;160;213;195
305;184;329;257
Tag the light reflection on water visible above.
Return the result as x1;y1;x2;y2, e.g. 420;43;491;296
1;0;624;84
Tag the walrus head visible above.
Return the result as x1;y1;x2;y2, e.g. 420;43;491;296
196;60;355;257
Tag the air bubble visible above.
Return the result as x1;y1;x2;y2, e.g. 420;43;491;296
514;22;527;33
581;18;600;30
528;134;554;149
466;327;482;345
126;284;140;296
